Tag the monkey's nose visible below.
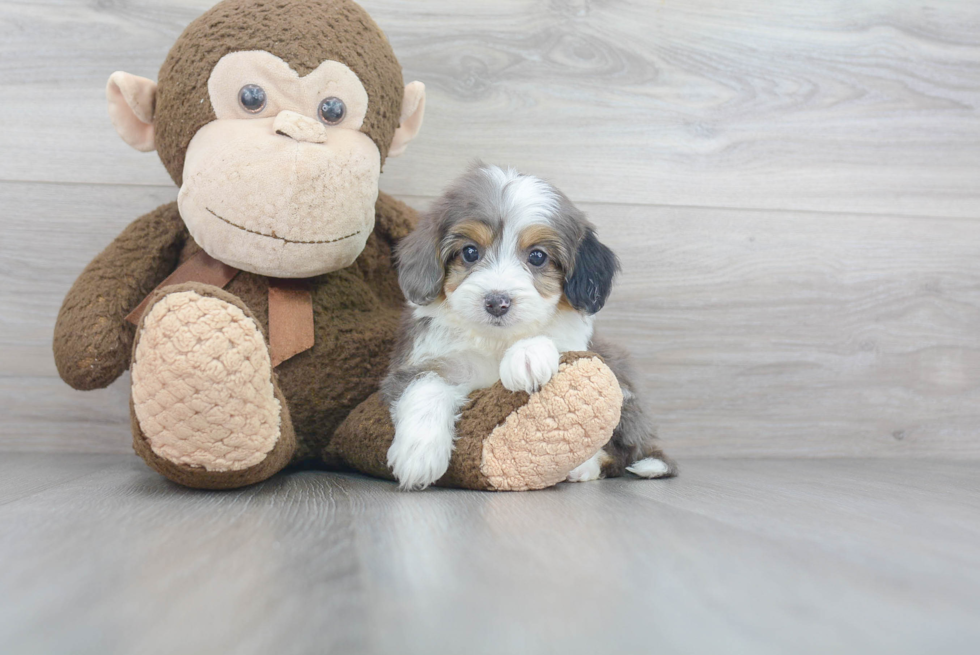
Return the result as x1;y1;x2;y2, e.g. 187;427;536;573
273;110;329;144
484;293;511;317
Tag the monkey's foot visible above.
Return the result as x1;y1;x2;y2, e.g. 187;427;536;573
331;352;623;491
130;283;295;489
465;353;623;490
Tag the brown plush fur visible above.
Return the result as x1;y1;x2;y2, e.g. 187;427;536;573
58;193;611;491
54;0;642;491
53;203;188;390
331;378;533;490
54;192;631;491
209;196;411;462
155;0;404;186
54;191;412;446
332;352;614;490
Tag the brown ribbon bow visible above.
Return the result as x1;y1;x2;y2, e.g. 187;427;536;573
125;250;315;367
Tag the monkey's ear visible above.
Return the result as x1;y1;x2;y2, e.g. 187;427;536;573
564;229;620;314
106;71;157;152
388;81;426;158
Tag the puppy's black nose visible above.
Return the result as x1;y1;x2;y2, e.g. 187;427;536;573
484;293;511;317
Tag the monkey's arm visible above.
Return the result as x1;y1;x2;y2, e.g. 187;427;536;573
53;201;188;390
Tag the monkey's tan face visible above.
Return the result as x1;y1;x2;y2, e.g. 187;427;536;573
177;52;381;278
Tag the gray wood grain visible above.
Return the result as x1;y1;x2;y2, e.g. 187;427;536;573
589;202;980;459
5;182;979;458
0;452;122;505
0;454;977;655
0;1;978;216
2;1;979;458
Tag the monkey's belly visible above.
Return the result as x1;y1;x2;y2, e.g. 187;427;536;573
276;302;402;460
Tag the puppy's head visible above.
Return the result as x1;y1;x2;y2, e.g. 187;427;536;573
397;164;619;334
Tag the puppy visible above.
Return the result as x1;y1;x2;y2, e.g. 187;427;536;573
383;164;676;490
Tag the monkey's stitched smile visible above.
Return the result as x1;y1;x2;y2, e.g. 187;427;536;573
206;207;361;245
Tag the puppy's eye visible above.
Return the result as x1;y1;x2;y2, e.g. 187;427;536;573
239;84;267;113
318;97;346;125
528;249;548;267
461;245;480;264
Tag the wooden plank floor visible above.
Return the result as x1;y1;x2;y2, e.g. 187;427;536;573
1;453;978;655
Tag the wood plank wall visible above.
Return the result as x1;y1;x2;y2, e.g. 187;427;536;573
1;0;978;458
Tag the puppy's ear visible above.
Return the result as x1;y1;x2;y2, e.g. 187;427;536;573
396;215;445;305
564;229;620;314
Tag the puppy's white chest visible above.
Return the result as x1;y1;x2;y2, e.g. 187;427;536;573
440;345;503;391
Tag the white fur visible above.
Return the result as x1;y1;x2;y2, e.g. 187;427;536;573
388;373;469;490
547;310;594;352
389;165;597;490
482;166;559;225
500;336;560;393
446;256;554;333
439;166;562;337
626;457;671;479
566;450;605;482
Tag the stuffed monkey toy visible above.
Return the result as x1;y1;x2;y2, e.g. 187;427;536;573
53;0;631;491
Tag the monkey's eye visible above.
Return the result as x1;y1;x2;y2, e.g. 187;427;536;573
318;97;346;125
461;245;480;264
528;249;548;267
238;84;267;113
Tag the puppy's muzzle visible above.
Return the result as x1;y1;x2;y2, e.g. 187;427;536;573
484;292;511;317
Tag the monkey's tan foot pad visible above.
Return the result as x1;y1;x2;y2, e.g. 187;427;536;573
477;354;623;491
131;285;288;484
329;352;622;492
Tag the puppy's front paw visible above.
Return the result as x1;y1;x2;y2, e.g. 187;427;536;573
500;336;560;394
387;425;454;491
388;373;463;490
